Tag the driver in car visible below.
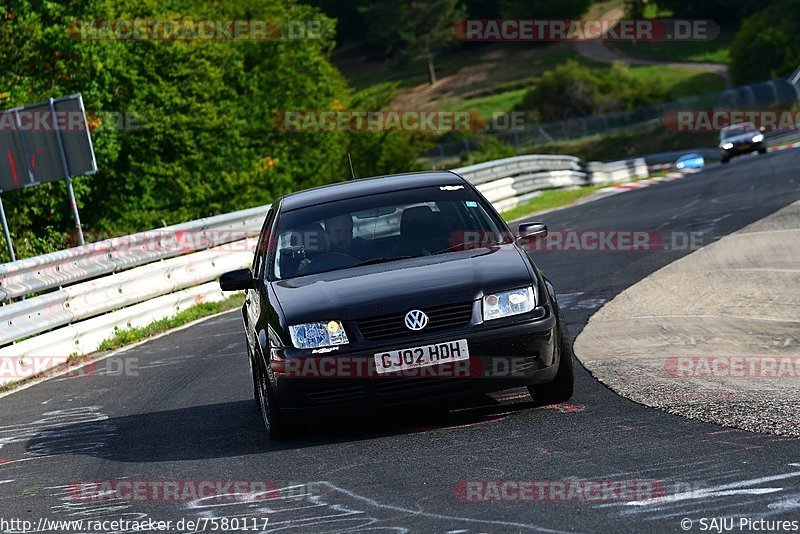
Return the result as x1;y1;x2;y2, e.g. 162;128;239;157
324;214;367;259
296;215;367;275
295;223;329;276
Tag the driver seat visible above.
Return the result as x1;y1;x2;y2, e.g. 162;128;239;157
399;206;448;255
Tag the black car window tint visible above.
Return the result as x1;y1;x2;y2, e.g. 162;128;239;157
270;188;507;280
253;209;274;280
258;207;282;280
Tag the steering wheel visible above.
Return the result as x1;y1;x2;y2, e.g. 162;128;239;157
303;252;360;274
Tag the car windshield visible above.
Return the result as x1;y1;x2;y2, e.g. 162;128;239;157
271;185;511;280
721;123;757;139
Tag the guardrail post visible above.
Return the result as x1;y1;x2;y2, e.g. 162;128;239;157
0;193;15;262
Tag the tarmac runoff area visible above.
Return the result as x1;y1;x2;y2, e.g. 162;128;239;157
574;199;800;436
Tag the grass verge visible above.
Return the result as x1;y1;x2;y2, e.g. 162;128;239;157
96;293;245;352
607;29;735;65
450;88;528;117
340;42;726;117
521;124;718;162
0;293;245;395
501;185;605;221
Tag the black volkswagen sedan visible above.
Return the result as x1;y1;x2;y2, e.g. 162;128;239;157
718;122;766;163
220;171;574;438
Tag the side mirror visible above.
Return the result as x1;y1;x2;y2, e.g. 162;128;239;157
219;268;256;291
517;222;548;241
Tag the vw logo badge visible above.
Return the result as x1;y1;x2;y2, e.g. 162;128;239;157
404;309;429;330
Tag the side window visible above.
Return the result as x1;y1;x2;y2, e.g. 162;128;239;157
252;207;276;280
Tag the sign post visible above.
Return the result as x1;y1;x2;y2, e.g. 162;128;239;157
0;93;97;257
0;193;14;262
49;97;84;246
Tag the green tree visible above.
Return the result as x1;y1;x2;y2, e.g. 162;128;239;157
459;136;516;166
729;2;800;85
500;0;590;19
624;0;648;18
516;61;669;121
361;0;466;85
306;0;370;44
345;84;433;177
0;0;430;262
653;0;761;24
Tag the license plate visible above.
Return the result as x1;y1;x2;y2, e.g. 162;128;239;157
739;144;750;150
374;339;469;374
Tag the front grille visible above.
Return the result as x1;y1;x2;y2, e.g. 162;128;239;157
307;384;368;404
373;377;473;402
355;301;474;341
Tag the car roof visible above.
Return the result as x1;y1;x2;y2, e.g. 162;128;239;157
279;171;468;211
721;122;756;131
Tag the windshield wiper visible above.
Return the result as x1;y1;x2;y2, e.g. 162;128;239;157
351;255;415;267
431;244;468;255
432;240;510;255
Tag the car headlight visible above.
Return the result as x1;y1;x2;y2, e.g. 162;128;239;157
483;286;537;321
289;320;349;349
752;134;764;143
676;162;684;169
722;142;734;150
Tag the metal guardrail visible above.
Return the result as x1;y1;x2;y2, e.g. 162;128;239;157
455;155;584;185
0;282;226;374
0;243;256;346
455;155;590;212
431;76;800;161
0;155;648;386
461;155;646;212
586;159;649;185
0;206;267;302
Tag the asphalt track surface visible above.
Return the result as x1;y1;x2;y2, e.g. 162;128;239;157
1;149;799;533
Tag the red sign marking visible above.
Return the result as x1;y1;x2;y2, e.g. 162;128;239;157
7;150;19;186
30;147;42;170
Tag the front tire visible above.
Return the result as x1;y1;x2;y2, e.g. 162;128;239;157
256;362;293;440
720;157;730;164
758;147;767;154
247;344;261;409
529;307;575;404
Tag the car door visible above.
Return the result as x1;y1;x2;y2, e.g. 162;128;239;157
245;206;275;351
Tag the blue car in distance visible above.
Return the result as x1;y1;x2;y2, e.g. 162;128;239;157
675;153;705;172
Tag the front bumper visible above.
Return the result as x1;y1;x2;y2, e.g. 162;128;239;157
720;140;765;157
266;305;559;416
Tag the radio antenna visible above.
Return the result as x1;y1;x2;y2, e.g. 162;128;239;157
347;153;357;180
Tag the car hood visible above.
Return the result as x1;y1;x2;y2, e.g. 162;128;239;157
720;132;759;145
271;244;533;323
